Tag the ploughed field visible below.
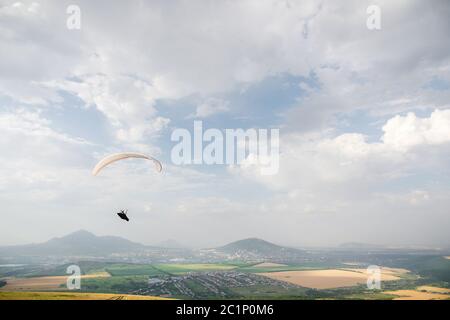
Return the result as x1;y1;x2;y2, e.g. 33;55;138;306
259;268;404;289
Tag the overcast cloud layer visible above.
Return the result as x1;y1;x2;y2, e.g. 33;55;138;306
1;0;449;248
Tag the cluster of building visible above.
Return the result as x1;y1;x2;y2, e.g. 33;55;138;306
131;271;295;298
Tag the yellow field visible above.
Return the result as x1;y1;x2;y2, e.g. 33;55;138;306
445;256;450;260
0;291;169;300
0;272;110;291
81;272;111;278
253;262;287;268
416;286;450;294
344;267;409;276
260;268;401;289
384;289;449;300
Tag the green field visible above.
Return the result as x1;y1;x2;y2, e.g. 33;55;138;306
81;276;148;293
229;284;311;300
154;263;237;274
8;261;117;278
104;264;166;277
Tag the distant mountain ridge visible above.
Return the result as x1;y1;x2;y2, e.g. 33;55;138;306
0;231;304;262
0;230;147;256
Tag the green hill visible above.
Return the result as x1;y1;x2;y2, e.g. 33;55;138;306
217;238;304;257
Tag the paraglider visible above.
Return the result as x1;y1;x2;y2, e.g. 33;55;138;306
116;210;129;221
92;152;163;222
92;152;162;176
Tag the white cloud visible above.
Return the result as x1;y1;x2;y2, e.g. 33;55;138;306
191;98;230;118
0;108;90;145
1;1;450;246
241;110;450;188
382;109;450;151
232;110;450;246
2;0;449;135
44;74;170;151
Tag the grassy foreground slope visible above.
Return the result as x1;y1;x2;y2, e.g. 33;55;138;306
0;291;170;300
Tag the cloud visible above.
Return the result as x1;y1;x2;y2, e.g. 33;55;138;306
241;109;450;188
0;108;91;145
2;0;450;134
191;98;230;118
382;109;450;151
1;1;450;246
44;74;170;151
231;110;450;246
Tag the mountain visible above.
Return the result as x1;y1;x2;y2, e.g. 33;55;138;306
0;230;147;257
0;232;306;263
215;238;305;261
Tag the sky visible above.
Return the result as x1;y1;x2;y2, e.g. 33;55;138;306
0;0;450;248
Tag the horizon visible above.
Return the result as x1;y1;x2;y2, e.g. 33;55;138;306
1;229;446;251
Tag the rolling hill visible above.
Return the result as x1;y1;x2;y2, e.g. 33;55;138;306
215;238;306;261
0;230;147;257
0;232;306;263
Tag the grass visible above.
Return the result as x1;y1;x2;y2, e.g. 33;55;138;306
21;262;219;278
3;259;445;300
342;292;397;300
0;291;169;300
383;289;450;300
230;284;310;300
105;264;166;277
22;261;116;277
80;276;149;293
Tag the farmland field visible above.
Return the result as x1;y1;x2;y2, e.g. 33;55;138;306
0;291;169;300
154;263;237;274
105;264;166;277
416;286;450;293
384;289;450;300
252;262;288;268
259;268;402;289
101;263;237;276
0;272;110;291
80;275;149;293
0;256;447;300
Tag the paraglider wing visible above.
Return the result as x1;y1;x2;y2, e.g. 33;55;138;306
92;152;162;176
117;212;129;221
